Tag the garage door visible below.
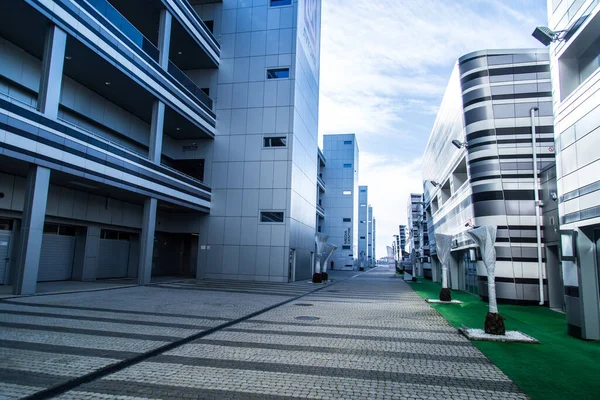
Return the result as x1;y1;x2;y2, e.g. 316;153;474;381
0;230;12;285
38;234;75;281
97;239;130;279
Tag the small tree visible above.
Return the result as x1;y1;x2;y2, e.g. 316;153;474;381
466;226;505;335
434;233;453;301
313;233;328;283
320;244;337;281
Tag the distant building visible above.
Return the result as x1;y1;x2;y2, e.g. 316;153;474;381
358;186;369;266
321;134;359;270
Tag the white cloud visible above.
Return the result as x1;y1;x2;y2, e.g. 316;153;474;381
318;0;548;257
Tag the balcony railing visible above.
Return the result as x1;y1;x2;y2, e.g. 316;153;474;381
316;204;325;217
317;175;325;190
76;0;213;114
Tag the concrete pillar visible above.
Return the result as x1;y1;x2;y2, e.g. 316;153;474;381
576;228;600;340
149;101;165;163
138;198;157;284
72;225;101;281
13;166;50;295
38;25;67;119
147;9;172;163
158;9;172;69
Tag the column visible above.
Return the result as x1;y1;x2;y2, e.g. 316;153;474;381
38;25;67;119
137;198;157;284
148;9;172;163
12;166;50;295
72;225;101;281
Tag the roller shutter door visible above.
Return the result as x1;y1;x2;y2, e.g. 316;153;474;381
0;230;12;285
97;239;130;279
38;235;75;281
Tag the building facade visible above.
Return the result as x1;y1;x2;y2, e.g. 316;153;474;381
0;0;322;294
422;48;556;303
547;0;600;339
321;134;359;270
358;185;368;266
407;193;423;275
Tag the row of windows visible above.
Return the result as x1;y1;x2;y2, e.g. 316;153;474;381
342;218;351;222
343;164;352;168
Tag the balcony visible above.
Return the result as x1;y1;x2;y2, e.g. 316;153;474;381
62;0;216;122
316;203;325;218
317;174;326;192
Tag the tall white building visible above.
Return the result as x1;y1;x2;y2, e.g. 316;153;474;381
546;0;600;339
0;0;322;294
321;134;359;270
358;186;368;266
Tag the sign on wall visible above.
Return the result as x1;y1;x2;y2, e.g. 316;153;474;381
298;0;321;81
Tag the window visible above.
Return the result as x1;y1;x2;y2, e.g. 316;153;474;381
264;137;287;147
360;220;366;223
344;140;352;145
201;87;210;97
360;189;366;192
360;236;366;239
270;0;291;6
360;204;366;207
343;218;351;222
342;245;351;250
343;164;352;168
260;211;284;223
343;190;352;195
267;68;290;79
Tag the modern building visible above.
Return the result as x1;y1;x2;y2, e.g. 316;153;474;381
399;224;408;260
0;0;323;294
321;133;359;270
407;193;423;275
547;0;600;339
358;185;368;266
422;48;556;303
316;147;326;234
372;217;376;264
367;204;373;266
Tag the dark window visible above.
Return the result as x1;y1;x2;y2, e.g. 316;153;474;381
343;218;351;222
264;137;287;147
344;140;352;145
261;211;284;223
43;224;59;234
360;236;366;239
203;20;214;33
0;218;13;230
343;164;352;168
58;225;76;236
101;229;131;241
201;87;210;97
267;68;290;79
342;245;351;250
360;189;366;192
166;159;205;182
270;0;292;6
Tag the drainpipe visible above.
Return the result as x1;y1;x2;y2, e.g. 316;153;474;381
530;107;544;306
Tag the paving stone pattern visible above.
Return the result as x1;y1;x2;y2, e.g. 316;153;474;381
1;268;526;400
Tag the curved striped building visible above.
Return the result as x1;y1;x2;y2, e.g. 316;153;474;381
423;48;557;304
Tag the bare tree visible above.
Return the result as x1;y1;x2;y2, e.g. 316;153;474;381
434;233;453;301
466;226;505;335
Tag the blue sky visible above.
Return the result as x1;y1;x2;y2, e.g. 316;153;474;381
318;0;549;257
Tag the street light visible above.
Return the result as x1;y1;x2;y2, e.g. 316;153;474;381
451;139;468;149
530;107;544;306
532;26;566;46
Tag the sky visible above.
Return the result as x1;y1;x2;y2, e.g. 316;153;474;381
318;0;549;258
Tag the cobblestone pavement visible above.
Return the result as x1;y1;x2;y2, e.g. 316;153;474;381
0;268;527;399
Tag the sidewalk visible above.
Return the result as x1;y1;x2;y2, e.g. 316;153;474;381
408;279;600;400
51;267;524;399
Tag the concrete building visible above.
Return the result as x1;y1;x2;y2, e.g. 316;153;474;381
358;185;368;267
422;48;556;303
547;0;600;339
321;134;359;270
316;147;325;234
372;216;376;265
407;193;423;275
399;224;408;260
0;0;322;294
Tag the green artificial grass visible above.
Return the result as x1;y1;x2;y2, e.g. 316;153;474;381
408;279;600;400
